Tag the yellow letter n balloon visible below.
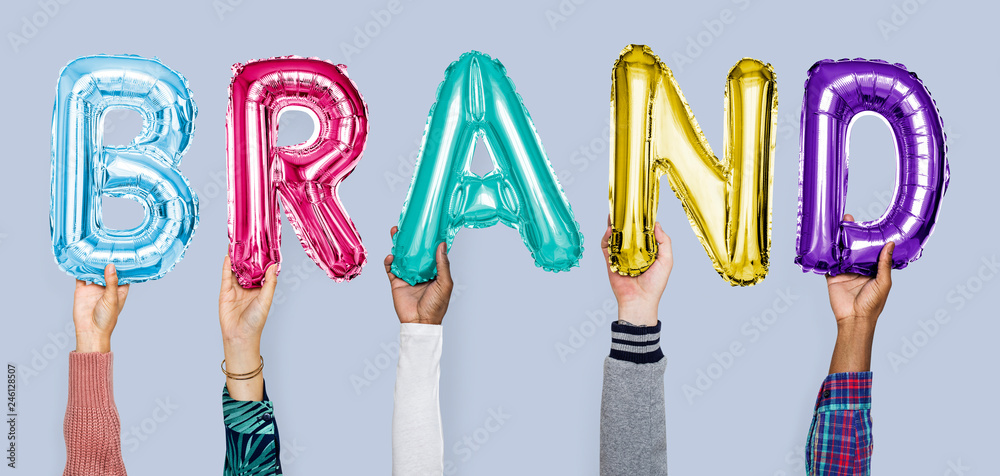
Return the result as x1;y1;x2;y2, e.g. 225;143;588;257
608;45;777;286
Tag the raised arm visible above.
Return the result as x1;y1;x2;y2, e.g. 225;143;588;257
219;255;282;475
600;222;672;476
806;214;893;476
385;226;453;476
64;264;129;476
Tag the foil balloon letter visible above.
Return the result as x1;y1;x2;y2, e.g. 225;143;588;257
227;57;368;288
609;45;777;286
796;59;949;276
391;51;583;285
51;55;199;285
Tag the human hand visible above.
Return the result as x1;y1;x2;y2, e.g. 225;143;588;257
826;215;894;331
602;220;672;327
825;214;894;373
219;255;278;347
219;255;277;400
384;226;453;325
73;264;130;353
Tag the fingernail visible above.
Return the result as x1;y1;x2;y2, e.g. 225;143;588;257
108;263;116;274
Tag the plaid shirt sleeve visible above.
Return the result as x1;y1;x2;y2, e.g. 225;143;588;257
805;372;873;476
223;383;282;476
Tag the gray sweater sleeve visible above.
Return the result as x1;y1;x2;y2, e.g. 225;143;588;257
600;320;667;476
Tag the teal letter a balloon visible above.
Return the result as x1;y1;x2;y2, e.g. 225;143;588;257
391;51;583;285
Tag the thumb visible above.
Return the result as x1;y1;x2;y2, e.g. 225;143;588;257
102;264;120;308
434;242;453;290
653;222;672;263
874;241;894;294
258;264;280;309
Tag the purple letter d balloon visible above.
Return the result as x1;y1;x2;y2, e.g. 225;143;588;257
796;59;949;276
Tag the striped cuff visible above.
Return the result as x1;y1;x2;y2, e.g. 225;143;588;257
609;320;663;364
814;372;872;412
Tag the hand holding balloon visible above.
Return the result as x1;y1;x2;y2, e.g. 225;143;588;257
826;215;894;374
219;255;277;401
73;264;130;353
602;220;672;327
384;227;454;326
827;215;895;327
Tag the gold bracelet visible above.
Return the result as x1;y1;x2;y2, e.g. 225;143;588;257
221;355;264;380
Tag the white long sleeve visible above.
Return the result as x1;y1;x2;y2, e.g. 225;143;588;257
392;323;444;476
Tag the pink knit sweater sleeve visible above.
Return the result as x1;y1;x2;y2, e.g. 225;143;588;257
63;352;127;476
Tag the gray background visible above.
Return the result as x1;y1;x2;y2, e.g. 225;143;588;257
1;0;997;474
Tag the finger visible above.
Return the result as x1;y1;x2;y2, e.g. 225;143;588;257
103;264;119;304
874;241;894;292
384;253;397;279
601;227;614;275
434;242;453;288
221;255;234;294
653;222;673;262
117;284;130;311
258;264;279;307
601;225;616;275
843;214;855;223
76;279;86;289
389;226;398;239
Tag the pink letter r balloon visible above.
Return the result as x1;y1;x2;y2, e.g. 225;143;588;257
227;57;368;287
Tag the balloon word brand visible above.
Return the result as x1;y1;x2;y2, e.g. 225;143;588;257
48;47;948;286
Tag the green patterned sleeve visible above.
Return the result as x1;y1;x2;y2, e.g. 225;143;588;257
223;383;282;476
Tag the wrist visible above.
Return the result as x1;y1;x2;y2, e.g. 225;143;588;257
223;342;262;373
830;322;876;374
835;317;877;338
223;361;264;402
402;317;443;325
617;301;658;326
222;333;261;351
75;333;111;353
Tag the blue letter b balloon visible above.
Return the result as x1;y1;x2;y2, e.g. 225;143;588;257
51;55;199;284
391;51;583;285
